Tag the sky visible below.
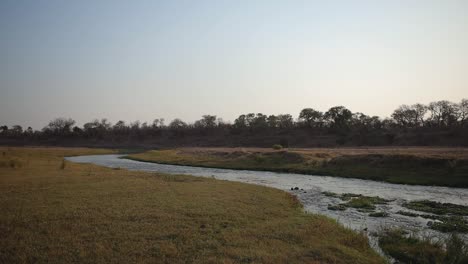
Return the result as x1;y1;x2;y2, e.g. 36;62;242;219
1;0;467;129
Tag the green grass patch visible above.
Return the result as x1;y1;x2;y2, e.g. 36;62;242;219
327;204;347;211
396;210;420;217
369;212;388;217
322;191;340;198
322;192;390;212
403;200;468;216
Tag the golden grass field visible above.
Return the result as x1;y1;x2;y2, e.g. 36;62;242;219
0;147;384;263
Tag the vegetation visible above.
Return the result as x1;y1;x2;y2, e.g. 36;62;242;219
272;144;283;150
341;197;378;210
1;99;468;148
368;212;388;217
398;201;468;233
327;204;347;211
430;216;468;233
402;200;468;216
396;210;420;217
127;148;468;187
379;229;468;264
322;192;390;215
0;147;384;263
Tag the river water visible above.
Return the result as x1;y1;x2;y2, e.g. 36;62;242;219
67;154;468;244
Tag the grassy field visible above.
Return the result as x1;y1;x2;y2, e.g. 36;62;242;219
127;147;468;187
0;147;384;263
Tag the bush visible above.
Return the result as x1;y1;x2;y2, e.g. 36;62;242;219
379;228;468;264
272;144;283;150
379;229;445;263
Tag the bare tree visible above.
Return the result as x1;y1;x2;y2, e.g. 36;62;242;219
427;100;459;127
44;118;76;134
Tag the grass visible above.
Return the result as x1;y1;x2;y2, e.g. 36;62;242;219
322;192;391;214
396;210;420;217
398;201;468;233
430;216;468;233
127;147;468;187
378;229;468;264
402;200;468;216
368;212;388;218
0;147;384;263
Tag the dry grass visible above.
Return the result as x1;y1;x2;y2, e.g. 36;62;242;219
0;147;384;263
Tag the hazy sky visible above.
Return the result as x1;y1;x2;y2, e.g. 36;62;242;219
1;0;467;129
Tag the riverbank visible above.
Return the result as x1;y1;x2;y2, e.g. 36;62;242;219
127;147;468;187
0;147;384;263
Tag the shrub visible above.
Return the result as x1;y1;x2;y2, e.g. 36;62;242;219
272;144;283;150
379;229;468;264
378;229;445;263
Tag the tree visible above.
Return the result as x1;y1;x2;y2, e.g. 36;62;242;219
216;118;226;127
459;99;468;126
83;119;100;132
427;100;459;127
130;121;141;130
195;115;217;128
324;106;352;131
44;118;76;134
152;118;165;128
72;126;82;134
83;118;111;138
299;108;323;128
413;104;427;126
351;113;382;144
245;113;255;127
267;115;278;128
277;114;294;129
392;105;418;127
168;118;187;129
99;118;112;130
234;114;247;128
11;125;23;135
251;113;268;129
113;120;127;131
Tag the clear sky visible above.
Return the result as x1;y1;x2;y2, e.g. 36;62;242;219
1;0;467;129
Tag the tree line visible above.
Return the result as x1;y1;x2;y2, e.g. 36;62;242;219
1;99;467;147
